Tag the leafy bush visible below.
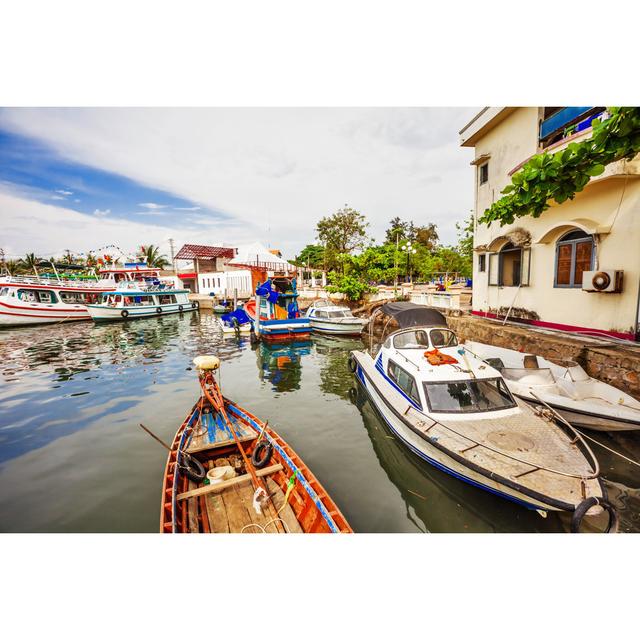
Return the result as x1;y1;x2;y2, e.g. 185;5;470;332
326;273;375;301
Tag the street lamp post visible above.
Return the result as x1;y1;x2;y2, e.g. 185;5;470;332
401;241;417;285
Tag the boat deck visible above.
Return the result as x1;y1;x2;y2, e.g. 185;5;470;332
185;458;303;533
185;409;257;453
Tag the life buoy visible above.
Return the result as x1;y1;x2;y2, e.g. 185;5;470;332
348;356;358;373
178;305;184;312
156;307;163;314
180;452;206;483
192;302;198;309
571;497;618;533
121;309;129;318
251;440;273;469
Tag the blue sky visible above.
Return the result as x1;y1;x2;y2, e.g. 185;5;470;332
0;107;476;260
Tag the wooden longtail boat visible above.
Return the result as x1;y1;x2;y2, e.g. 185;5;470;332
160;355;352;533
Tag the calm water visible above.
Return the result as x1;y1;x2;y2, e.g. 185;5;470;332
1;311;638;533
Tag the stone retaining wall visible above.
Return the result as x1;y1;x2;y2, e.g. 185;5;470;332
446;315;640;400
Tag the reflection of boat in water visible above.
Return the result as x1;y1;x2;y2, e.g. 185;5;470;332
256;339;311;393
349;383;567;532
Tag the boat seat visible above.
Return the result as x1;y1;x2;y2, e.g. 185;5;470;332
523;355;539;369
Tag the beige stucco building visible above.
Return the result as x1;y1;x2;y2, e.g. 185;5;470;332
460;107;640;341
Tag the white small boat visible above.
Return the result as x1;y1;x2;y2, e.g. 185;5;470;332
86;287;196;322
464;341;640;432
349;302;617;531
305;300;368;336
218;308;254;335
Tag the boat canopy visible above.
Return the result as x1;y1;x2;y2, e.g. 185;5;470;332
380;302;447;328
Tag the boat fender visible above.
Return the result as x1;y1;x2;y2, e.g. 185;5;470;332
156;307;163;314
571;497;618;533
180;452;206;483
348;356;357;373
178;305;184;312
121;309;129;318
251;440;273;469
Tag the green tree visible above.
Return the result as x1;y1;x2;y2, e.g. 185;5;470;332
3;260;20;275
317;205;369;273
385;216;408;244
414;223;439;251
294;244;326;270
20;252;40;276
139;244;170;269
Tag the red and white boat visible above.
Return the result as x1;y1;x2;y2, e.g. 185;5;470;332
0;262;175;327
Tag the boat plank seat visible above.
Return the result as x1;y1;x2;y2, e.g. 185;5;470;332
186;410;257;453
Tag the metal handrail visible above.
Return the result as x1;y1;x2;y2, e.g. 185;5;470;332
0;274;110;289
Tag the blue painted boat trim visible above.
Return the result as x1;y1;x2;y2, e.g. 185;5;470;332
227;403;340;533
374;356;421;410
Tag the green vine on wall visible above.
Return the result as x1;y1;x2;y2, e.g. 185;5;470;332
479;107;640;227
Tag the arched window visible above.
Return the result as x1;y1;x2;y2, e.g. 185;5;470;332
554;229;594;288
488;242;531;287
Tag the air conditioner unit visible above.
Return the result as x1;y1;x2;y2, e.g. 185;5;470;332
582;270;623;293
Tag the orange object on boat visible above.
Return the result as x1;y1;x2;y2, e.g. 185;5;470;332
423;348;458;366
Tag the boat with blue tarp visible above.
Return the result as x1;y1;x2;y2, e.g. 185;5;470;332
245;276;310;341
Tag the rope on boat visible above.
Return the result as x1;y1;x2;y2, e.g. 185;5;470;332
240;518;291;534
575;430;640;469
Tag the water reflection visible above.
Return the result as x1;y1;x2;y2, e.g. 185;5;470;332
255;339;312;393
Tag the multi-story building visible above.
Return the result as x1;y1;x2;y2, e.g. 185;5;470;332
460;107;640;341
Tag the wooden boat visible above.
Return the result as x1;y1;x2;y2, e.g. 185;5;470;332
305;300;368;336
350;302;618;532
160;356;352;533
464;341;640;432
86;287;195;321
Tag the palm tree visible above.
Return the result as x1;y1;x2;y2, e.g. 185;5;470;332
3;260;20;276
20;252;40;276
139;244;170;269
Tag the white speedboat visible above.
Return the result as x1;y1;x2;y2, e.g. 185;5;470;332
464;341;640;432
86;286;196;321
349;302;617;531
218;308;254;335
305;300;368;336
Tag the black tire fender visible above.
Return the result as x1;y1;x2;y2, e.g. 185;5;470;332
180;452;206;483
348;355;358;373
192;301;198;309
156;307;163;314
251;440;273;469
121;309;129;318
178;305;184;312
571;497;618;533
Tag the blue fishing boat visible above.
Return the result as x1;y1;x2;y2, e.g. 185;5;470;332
245;276;310;341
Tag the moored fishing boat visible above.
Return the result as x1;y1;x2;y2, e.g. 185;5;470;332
218;308;254;334
159;356;352;533
86;286;195;321
349;302;618;532
464;341;640;432
305;300;368;336
245;276;310;341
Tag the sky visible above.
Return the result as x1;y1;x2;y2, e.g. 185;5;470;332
0;107;477;262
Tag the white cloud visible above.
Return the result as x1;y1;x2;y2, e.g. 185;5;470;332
51;195;66;200
174;206;201;211
56;189;73;195
138;202;168;210
0;108;478;255
93;208;111;217
0;190;259;260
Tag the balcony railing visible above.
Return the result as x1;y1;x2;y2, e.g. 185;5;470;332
539;107;605;148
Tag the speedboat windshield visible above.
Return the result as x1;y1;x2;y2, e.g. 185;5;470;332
392;328;458;349
423;378;516;413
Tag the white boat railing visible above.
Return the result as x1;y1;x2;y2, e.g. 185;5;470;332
0;274;108;289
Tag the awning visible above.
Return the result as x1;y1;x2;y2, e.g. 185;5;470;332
380;302;447;328
177;272;197;279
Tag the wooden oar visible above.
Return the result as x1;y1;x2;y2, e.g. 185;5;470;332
139;423;173;452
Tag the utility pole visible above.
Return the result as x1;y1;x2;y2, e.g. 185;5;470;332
168;238;176;273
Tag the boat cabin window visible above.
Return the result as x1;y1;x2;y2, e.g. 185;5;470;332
158;294;176;304
315;310;329;318
423;378;515;413
16;288;58;303
393;330;431;349
388;360;422;407
0;287;8;296
429;329;458;348
327;310;346;318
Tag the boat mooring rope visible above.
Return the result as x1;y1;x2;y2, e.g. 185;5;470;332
575;430;640;469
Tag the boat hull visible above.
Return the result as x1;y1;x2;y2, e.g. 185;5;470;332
350;350;605;513
309;318;366;336
87;301;196;322
0;300;91;326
